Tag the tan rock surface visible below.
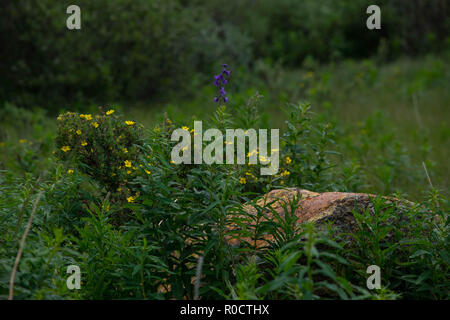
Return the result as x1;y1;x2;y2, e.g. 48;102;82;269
226;188;412;248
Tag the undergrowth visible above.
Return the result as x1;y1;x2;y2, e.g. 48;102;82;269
0;96;448;300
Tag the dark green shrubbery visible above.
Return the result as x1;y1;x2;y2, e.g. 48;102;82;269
2;0;449;109
1;97;447;300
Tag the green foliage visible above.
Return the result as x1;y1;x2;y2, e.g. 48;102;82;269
229;196;449;300
0;52;448;300
1;97;448;300
55;109;146;197
281;103;337;191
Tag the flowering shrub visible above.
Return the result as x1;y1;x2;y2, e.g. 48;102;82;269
55;109;147;196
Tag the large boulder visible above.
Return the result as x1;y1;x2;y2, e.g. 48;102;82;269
226;188;413;248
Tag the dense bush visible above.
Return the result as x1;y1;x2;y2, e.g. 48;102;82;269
55;109;147;198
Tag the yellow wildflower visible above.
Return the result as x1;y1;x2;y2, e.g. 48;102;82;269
61;146;71;152
67;169;74;175
125;121;135;126
182;126;189;131
79;114;92;120
123;148;128;153
145;169;151;175
281;170;290;177
76;129;82;135
106;109;115;115
92;122;99;128
285;156;292;164
127;196;137;203
19;139;27;144
239;177;247;184
81;141;87;146
127;170;132;175
124;160;132;168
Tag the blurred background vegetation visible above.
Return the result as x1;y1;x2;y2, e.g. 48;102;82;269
0;0;449;199
2;0;449;108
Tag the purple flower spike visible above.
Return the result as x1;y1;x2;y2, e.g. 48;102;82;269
213;64;231;104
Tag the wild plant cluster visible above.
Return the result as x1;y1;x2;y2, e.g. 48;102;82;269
55;109;147;201
0;94;447;300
